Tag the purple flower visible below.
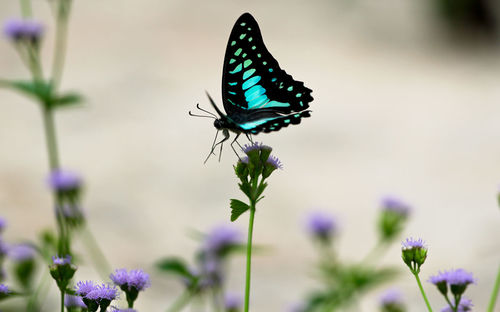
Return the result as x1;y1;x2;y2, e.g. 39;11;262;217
446;269;475;287
65;294;86;308
429;269;475;296
112;308;137;312
8;244;35;261
429;271;448;285
267;155;283;170
86;283;118;301
225;292;242;310
242;142;271;154
52;255;72;266
47;169;82;191
203;224;241;254
110;268;151;291
0;217;6;233
75;280;96;296
0;283;9;294
380;288;403;306
381;196;411;217
3;18;44;41
401;237;426;250
441;297;473;312
306;211;337;241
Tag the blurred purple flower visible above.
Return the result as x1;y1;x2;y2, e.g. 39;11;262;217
267;155;283;170
242;141;271;154
381;196;411;217
446;269;476;287
380;288;403;306
306;211;337;241
65;294;86;308
75;280;96;296
52;255;72;266
112;308;137;312
0;283;9;294
3;18;44;41
401;237;426;250
0;217;6;233
429;270;448;285
203;224;241;254
224;292;242;310
110;268;150;291
8;244;35;261
47;169;82;191
441;297;473;312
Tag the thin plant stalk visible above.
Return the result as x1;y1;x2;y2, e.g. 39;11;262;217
244;205;256;312
20;0;32;18
79;226;112;279
51;0;72;90
166;290;193;312
60;288;64;312
487;262;500;312
413;272;433;312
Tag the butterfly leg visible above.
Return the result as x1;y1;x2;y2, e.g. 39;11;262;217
230;133;242;160
245;133;254;144
217;129;231;162
204;130;223;164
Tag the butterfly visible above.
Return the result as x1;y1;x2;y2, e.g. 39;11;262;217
191;13;313;162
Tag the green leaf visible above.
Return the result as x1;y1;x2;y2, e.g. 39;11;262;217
255;182;267;199
238;182;251;198
52;92;83;108
230;199;250;221
9;80;53;104
155;257;192;279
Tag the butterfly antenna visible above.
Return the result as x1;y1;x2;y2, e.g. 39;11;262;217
196;103;217;118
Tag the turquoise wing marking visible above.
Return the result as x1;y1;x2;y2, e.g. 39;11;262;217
238;117;279;130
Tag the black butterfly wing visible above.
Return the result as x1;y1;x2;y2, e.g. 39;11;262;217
221;13;313;133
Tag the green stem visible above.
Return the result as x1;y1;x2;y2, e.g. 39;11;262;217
42;107;60;170
244;204;256;312
361;239;387;265
60;288;65;312
20;0;32;18
51;0;71;91
27;268;51;312
487;263;500;312
79;225;112;279
413;272;433;312
166;290;193;312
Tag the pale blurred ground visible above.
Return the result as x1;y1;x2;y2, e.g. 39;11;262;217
1;0;500;311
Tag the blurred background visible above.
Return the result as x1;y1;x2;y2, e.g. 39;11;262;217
1;0;500;311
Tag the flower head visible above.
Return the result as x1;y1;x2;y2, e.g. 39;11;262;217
224;293;242;311
86;283;118;301
440;297;473;312
110;268;150;292
429;269;475;296
401;237;427;273
203;224;241;255
381;196;411;217
3;18;44;42
75;280;96;296
379;289;406;312
446;268;475;287
242;142;271;154
47;169;82;192
0;283;9;294
306;211;337;242
8;244;35;262
112;308;137;312
267;155;283;170
65;294;86;308
52;255;72;266
0;217;6;233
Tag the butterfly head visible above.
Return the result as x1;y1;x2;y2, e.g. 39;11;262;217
213;118;230;130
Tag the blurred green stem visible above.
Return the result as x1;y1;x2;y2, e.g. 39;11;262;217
20;0;32;18
487;262;500;312
80;226;112;279
166;290;193;312
51;0;72;91
413;272;433;312
27;268;50;312
244;204;256;312
42;107;60;170
361;240;387;265
60;288;64;312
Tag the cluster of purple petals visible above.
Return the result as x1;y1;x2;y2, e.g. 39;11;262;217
267;155;283;170
85;283;118;301
401;237;426;250
47;169;82;191
52;255;72;266
242;142;271;154
440;297;473;312
8;244;35;261
381;196;411;216
3;18;44;40
112;308;137;312
75;280;96;296
306;211;337;239
379;289;403;306
224;293;242;310
0;283;9;294
203;225;241;254
110;269;150;291
0;217;6;232
429;269;476;287
64;294;86;308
